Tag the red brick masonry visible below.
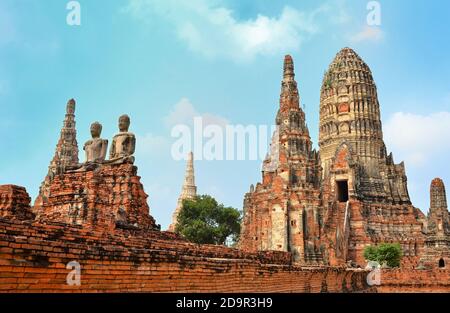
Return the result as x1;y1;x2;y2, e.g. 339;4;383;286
1;175;448;293
0;217;373;293
378;269;450;293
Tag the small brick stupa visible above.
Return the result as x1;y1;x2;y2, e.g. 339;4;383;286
419;178;450;268
35;99;79;207
168;152;197;232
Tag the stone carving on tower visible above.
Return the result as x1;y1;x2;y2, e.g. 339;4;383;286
169;152;197;232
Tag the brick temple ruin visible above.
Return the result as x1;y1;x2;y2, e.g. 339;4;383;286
239;48;450;271
0;47;448;293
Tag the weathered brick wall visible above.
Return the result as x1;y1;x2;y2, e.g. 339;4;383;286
378;269;450;293
33;163;158;231
0;218;373;293
344;201;425;266
0;185;34;220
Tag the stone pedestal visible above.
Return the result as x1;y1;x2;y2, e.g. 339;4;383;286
33;163;159;231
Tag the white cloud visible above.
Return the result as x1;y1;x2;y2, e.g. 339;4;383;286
164;97;229;127
164;98;197;127
350;26;384;43
136;97;229;159
124;0;330;61
384;111;450;167
136;133;170;158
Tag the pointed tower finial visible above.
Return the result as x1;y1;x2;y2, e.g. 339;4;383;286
283;55;295;81
279;55;300;112
184;151;195;188
66;98;76;114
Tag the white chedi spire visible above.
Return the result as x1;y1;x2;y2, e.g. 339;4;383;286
168;152;197;232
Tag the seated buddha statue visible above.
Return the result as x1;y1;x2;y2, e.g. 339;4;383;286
107;114;136;164
67;122;108;172
84;121;108;163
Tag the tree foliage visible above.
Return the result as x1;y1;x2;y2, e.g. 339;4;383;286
175;195;242;246
363;243;403;268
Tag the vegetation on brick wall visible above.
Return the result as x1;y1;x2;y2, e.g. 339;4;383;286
363;243;403;268
175;195;242;246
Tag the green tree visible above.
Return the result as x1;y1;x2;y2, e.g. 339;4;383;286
363;245;378;262
363;243;403;268
376;243;403;267
175;195;242;246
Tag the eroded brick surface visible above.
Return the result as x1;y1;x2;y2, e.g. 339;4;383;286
33;163;158;231
378;269;450;293
0;185;34;220
0;216;373;293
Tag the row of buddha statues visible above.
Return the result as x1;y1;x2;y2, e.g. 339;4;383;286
70;114;136;171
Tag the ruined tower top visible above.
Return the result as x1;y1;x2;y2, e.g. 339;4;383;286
283;55;295;81
427;177;450;237
430;178;447;211
66;98;76;114
51;98;79;170
319;47;382;167
279;54;301;113
431;177;445;188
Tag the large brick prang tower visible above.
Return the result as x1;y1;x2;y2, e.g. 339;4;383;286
239;56;323;263
318;48;426;265
319;48;410;204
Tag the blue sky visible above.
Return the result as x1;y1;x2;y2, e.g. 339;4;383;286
0;0;449;228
